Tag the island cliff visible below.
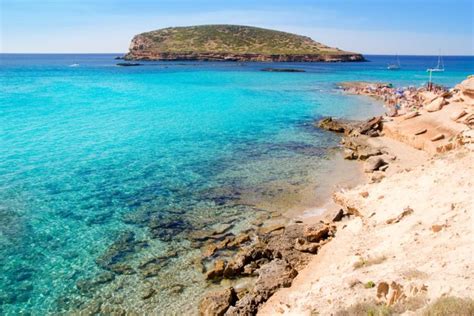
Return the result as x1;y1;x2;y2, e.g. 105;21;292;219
124;25;364;62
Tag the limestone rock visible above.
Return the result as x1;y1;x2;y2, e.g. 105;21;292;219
303;223;333;243
318;117;349;133
403;111;419;120
342;135;384;160
359;116;383;136
425;97;445;112
414;128;427;135
254;259;298;299
386;207;414;224
461;113;474;127
258;224;285;235
294;238;319;254
450;110;467;121
431;134;445;142
199;287;237;316
330;209;345;222
206;260;226;280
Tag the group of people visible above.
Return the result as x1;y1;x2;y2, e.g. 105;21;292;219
342;82;448;117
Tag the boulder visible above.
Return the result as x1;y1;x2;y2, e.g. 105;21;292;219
342;135;384;160
303;223;333;243
458;76;474;102
254;259;298;299
206;260;226;280
358;116;383;136
364;156;387;173
425;97;445;112
318;117;348;133
420;91;438;104
199;287;236;316
222;245;271;278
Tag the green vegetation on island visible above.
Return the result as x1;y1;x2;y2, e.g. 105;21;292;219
124;25;364;62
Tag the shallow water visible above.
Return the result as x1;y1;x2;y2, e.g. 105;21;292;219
0;54;472;314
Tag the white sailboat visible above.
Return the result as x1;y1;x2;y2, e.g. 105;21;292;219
427;54;444;72
387;55;401;70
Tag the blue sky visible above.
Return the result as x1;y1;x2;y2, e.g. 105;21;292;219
1;0;473;55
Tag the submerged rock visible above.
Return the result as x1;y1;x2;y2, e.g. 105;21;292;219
261;68;306;72
76;272;115;293
95;231;147;273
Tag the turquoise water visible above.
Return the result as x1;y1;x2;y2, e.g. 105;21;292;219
0;54;472;314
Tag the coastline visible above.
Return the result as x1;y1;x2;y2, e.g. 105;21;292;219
2;54;473;315
257;76;474;315
198;76;474;315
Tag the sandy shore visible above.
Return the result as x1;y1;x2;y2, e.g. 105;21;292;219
257;76;474;315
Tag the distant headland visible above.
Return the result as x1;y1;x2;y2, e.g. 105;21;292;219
124;25;364;62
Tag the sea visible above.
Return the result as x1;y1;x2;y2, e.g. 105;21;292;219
0;54;473;314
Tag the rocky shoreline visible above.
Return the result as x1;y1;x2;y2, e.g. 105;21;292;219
124;51;365;62
200;76;474;315
197;213;343;315
257;76;474;315
196;109;389;315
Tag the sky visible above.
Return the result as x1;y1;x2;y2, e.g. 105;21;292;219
1;0;473;55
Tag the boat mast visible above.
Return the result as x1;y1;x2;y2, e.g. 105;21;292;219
428;69;433;91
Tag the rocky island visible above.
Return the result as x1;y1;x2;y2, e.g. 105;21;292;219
124;25;364;62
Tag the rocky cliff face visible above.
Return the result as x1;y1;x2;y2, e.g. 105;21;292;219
123;25;365;62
